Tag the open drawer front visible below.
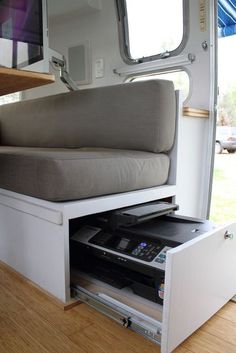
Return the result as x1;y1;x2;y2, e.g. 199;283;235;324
70;221;236;353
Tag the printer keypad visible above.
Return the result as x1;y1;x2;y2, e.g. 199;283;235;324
154;246;172;264
131;243;161;262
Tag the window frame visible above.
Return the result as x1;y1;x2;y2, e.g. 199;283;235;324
128;68;191;103
115;0;189;64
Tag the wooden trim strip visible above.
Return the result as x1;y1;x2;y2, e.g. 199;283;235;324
183;107;210;118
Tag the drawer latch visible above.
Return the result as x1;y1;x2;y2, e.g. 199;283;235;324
224;231;234;240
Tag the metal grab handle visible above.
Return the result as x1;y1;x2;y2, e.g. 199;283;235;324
224;231;234;240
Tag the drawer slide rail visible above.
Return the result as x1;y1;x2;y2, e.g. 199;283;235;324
71;285;161;344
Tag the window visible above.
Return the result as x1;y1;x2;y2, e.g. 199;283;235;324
117;0;186;63
132;71;190;101
0;92;21;106
0;0;43;68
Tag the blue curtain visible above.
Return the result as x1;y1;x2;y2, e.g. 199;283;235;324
218;0;236;37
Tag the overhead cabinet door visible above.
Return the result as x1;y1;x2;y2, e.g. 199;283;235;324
162;222;236;353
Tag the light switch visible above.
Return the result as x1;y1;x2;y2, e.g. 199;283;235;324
95;58;104;78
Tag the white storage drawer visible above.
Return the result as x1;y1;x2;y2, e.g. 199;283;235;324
71;221;236;353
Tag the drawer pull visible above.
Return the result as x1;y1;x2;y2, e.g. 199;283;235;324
224;231;234;240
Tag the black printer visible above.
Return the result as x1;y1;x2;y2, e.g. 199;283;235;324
70;202;214;305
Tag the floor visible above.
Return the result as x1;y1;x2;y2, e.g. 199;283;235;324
1;262;236;353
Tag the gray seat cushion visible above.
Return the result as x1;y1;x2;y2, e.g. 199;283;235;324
0;80;175;153
0;147;170;201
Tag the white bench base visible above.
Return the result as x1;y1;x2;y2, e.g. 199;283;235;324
0;185;176;302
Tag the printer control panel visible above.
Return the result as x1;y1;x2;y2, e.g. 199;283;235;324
88;230;163;262
130;241;162;261
154;246;172;264
71;226;173;266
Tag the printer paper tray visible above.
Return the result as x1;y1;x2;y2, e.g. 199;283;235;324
71;221;236;353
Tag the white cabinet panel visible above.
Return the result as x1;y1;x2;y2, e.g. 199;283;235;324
162;222;236;353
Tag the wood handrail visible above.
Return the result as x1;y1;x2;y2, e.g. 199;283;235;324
183;107;210;118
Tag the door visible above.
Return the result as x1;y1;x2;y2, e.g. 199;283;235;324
115;0;218;218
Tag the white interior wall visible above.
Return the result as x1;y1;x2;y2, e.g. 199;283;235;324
24;0;124;100
175;0;216;218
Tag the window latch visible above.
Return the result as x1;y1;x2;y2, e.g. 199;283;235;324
160;51;171;59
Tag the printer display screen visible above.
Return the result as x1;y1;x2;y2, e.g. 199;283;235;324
117;237;130;250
